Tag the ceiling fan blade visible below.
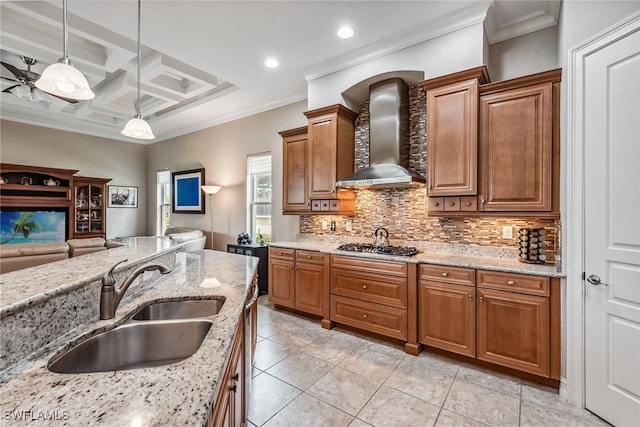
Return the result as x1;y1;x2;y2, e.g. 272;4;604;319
1;76;19;83
3;84;20;93
44;91;79;104
1;61;28;80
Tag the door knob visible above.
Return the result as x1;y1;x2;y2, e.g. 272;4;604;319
586;274;608;286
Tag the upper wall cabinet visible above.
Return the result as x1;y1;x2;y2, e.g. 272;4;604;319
478;69;561;214
304;104;357;200
422;68;561;218
421;66;490;197
280;127;310;214
304;104;358;215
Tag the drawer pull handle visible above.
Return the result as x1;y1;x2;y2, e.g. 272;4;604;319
465;202;472;206
433;201;440;207
362;285;368;289
442;272;449;277
278;252;283;255
363;314;367;319
507;280;515;285
307;255;312;259
449;201;455;206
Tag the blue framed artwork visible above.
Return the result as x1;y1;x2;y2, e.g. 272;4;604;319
172;168;205;214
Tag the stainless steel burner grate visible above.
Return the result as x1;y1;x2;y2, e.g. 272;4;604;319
336;243;420;257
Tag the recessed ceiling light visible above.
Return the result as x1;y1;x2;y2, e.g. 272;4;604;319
337;26;354;39
264;58;279;68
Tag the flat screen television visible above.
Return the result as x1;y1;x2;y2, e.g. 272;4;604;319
0;208;68;245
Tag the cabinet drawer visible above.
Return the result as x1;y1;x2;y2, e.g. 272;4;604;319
429;197;444;212
444;197;460;211
331;255;407;277
460;196;477;211
330;295;407;340
477;270;549;296
295;250;326;264
331;269;407;308
420;264;476;286
269;247;295;260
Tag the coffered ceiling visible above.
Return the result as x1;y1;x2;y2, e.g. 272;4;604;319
0;1;560;144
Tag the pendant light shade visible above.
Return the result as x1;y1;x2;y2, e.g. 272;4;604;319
122;115;155;139
35;0;95;100
121;0;154;140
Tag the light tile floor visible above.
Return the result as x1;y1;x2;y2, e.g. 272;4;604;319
249;296;610;427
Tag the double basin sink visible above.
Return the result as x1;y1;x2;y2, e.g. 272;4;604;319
48;298;224;374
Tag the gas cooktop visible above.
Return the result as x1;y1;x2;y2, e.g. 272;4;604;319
336;243;420;257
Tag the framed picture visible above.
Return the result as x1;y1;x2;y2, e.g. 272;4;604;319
108;185;138;208
172;168;205;214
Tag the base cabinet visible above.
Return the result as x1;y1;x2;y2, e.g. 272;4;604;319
476;287;550;377
268;247;329;322
419;265;559;380
207;319;244;427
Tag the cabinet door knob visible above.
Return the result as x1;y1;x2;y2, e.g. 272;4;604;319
442;272;449;277
307;255;312;259
507;280;515;285
449;201;455;206
480;196;486;204
433;201;440;207
278;251;283;255
363;314;367;319
362;285;367;289
468;294;473;301
479;296;484;302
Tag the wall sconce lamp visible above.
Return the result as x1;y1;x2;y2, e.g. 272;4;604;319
201;185;222;249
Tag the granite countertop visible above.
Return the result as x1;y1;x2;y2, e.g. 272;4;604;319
269;240;564;278
0;236;182;317
0;250;258;426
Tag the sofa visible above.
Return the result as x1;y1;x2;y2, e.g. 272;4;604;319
164;227;207;252
0;238;117;274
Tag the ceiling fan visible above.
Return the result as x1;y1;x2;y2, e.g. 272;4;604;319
1;55;79;105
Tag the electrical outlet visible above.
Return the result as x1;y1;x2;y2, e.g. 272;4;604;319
321;220;328;230
345;220;352;232
502;225;513;239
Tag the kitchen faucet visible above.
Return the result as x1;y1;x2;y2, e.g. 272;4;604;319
100;260;172;320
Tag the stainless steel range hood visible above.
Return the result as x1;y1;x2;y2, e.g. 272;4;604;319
336;78;426;189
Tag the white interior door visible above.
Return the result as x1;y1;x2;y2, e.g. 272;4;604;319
583;20;640;427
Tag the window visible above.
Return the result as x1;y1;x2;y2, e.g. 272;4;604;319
247;153;272;243
157;170;171;235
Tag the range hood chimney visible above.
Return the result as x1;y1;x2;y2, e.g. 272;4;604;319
336;78;426;189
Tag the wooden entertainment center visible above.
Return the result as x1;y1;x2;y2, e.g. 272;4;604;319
0;163;111;240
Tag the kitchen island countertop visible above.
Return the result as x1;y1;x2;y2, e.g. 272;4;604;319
0;250;258;426
269;240;564;278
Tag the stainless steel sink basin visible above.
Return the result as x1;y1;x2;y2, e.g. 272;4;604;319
48;320;211;374
130;298;224;321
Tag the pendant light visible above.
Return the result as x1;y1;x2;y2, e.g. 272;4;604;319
121;0;154;139
35;0;95;100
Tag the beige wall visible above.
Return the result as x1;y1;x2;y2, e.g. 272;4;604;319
489;25;560;82
0;120;147;239
146;101;307;250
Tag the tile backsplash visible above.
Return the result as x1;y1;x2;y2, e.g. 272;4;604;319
299;86;559;261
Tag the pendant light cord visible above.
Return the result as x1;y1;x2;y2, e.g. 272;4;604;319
136;0;141;116
62;0;69;61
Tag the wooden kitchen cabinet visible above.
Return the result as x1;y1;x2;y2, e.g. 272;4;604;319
476;288;550;377
418;265;476;358
478;70;561;213
421;66;489;197
475;269;559;380
280;127;310;214
268;247;329;325
330;255;419;354
73;176;110;239
207;318;244;427
302;104;357;215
